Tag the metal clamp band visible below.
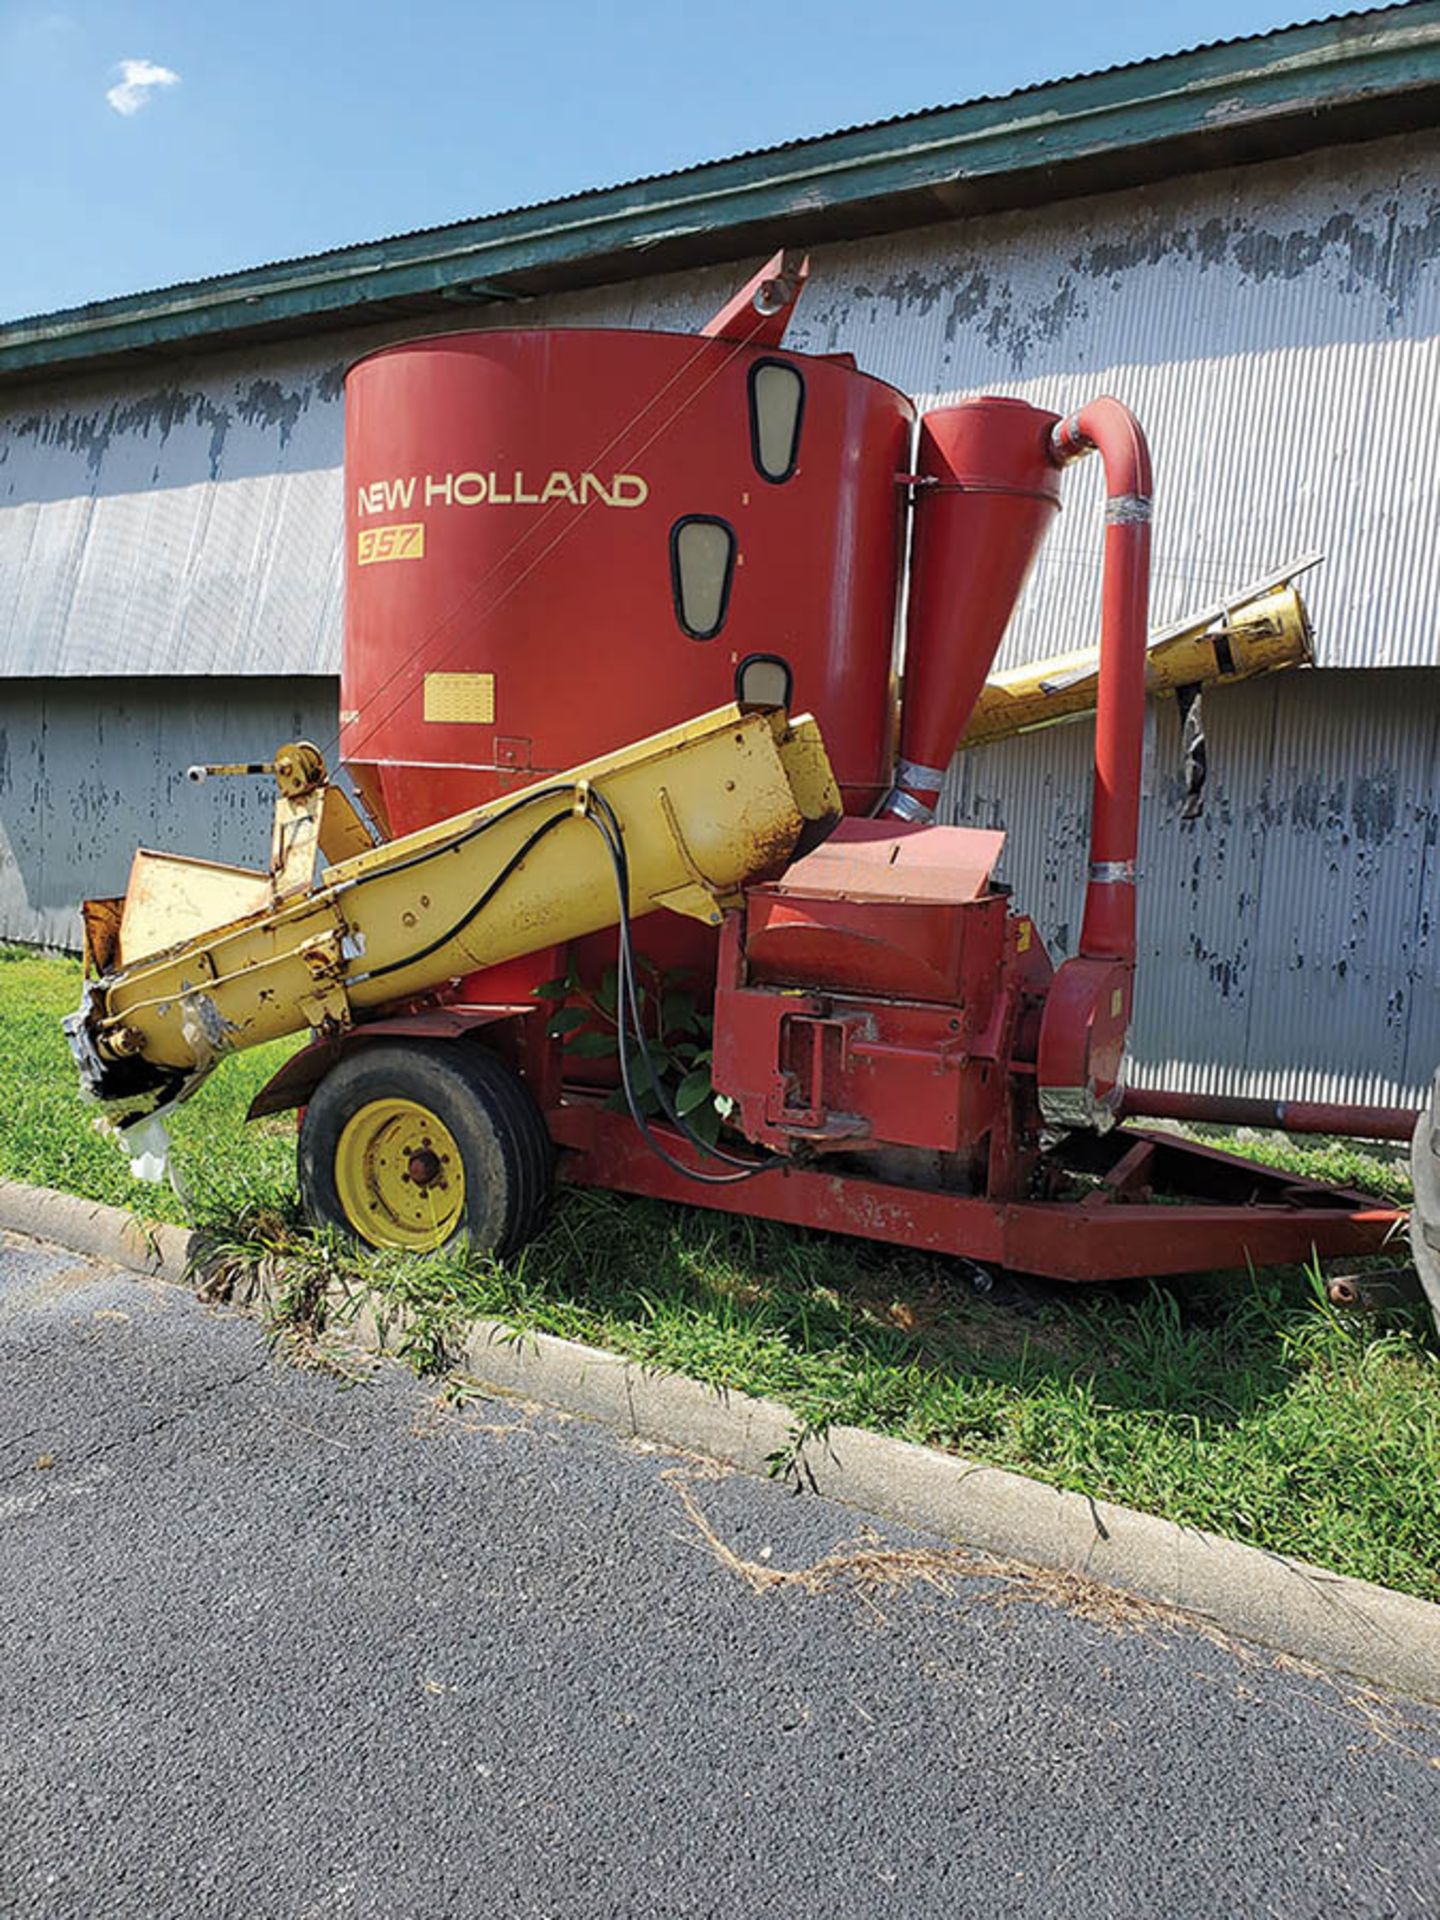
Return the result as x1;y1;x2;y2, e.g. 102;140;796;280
1049;415;1091;464
1104;493;1152;525
1089;859;1136;884
895;756;948;791
883;787;934;825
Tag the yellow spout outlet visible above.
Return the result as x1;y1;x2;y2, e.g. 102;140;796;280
960;579;1314;750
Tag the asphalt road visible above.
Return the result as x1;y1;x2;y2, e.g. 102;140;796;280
2;1229;1439;1920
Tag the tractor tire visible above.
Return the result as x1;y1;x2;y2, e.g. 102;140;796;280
1409;1066;1440;1338
298;1041;553;1258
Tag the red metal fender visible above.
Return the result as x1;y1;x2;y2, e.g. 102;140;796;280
245;1006;533;1120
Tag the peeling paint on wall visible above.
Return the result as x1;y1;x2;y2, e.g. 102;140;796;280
945;668;1440;1108
0;677;340;948
3;128;1439;679
0;365;345;477
0;345;346;677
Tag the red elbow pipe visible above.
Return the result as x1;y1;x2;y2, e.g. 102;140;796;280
1049;400;1153;968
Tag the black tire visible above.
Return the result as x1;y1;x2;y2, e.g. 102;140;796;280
298;1040;553;1257
1409;1067;1440;1338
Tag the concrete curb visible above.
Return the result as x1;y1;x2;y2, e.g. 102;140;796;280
0;1178;195;1286
5;1176;1439;1703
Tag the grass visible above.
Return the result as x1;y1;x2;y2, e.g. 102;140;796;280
0;942;302;1227
1182;1124;1415;1207
4;944;1437;1603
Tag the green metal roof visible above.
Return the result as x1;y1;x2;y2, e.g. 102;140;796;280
3;3;1437;388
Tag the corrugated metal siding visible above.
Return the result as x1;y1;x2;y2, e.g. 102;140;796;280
0;363;345;677
945;668;1440;1107
2;128;1437;679
0;677;339;947
779;149;1440;673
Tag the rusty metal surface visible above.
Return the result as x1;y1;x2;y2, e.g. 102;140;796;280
767;819;1004;904
79;896;122;975
117;848;272;969
962;581;1313;749
549;1105;1403;1283
947;666;1440;1108
1325;1266;1424;1310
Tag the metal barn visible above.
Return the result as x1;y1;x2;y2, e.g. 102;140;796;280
2;4;1437;1106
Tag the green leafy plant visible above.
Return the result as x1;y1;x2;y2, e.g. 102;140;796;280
535;954;735;1144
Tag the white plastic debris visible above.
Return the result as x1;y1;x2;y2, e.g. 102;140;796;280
118;1112;173;1184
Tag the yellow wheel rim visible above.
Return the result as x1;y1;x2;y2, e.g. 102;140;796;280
334;1097;465;1251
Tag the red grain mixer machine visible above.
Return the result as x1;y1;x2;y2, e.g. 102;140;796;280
248;250;1400;1283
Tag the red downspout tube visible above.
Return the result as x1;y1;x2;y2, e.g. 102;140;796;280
1048;401;1153;966
1119;1088;1420;1144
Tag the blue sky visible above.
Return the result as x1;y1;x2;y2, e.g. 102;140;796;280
0;0;1400;323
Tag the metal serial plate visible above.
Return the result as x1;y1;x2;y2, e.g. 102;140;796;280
423;672;496;724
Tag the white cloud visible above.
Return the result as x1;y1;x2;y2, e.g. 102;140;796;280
106;57;180;117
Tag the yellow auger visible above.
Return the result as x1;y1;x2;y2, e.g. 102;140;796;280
67;703;840;1126
960;566;1315;750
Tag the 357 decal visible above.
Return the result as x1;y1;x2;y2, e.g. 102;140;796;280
357;521;425;565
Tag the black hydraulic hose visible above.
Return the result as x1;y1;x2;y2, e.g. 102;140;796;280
355;804;575;985
613;862;774;1172
579;793;779;1184
348;782;577;890
346;774;779;1183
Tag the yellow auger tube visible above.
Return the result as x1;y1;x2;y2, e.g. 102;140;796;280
960;581;1313;750
71;704;840;1109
